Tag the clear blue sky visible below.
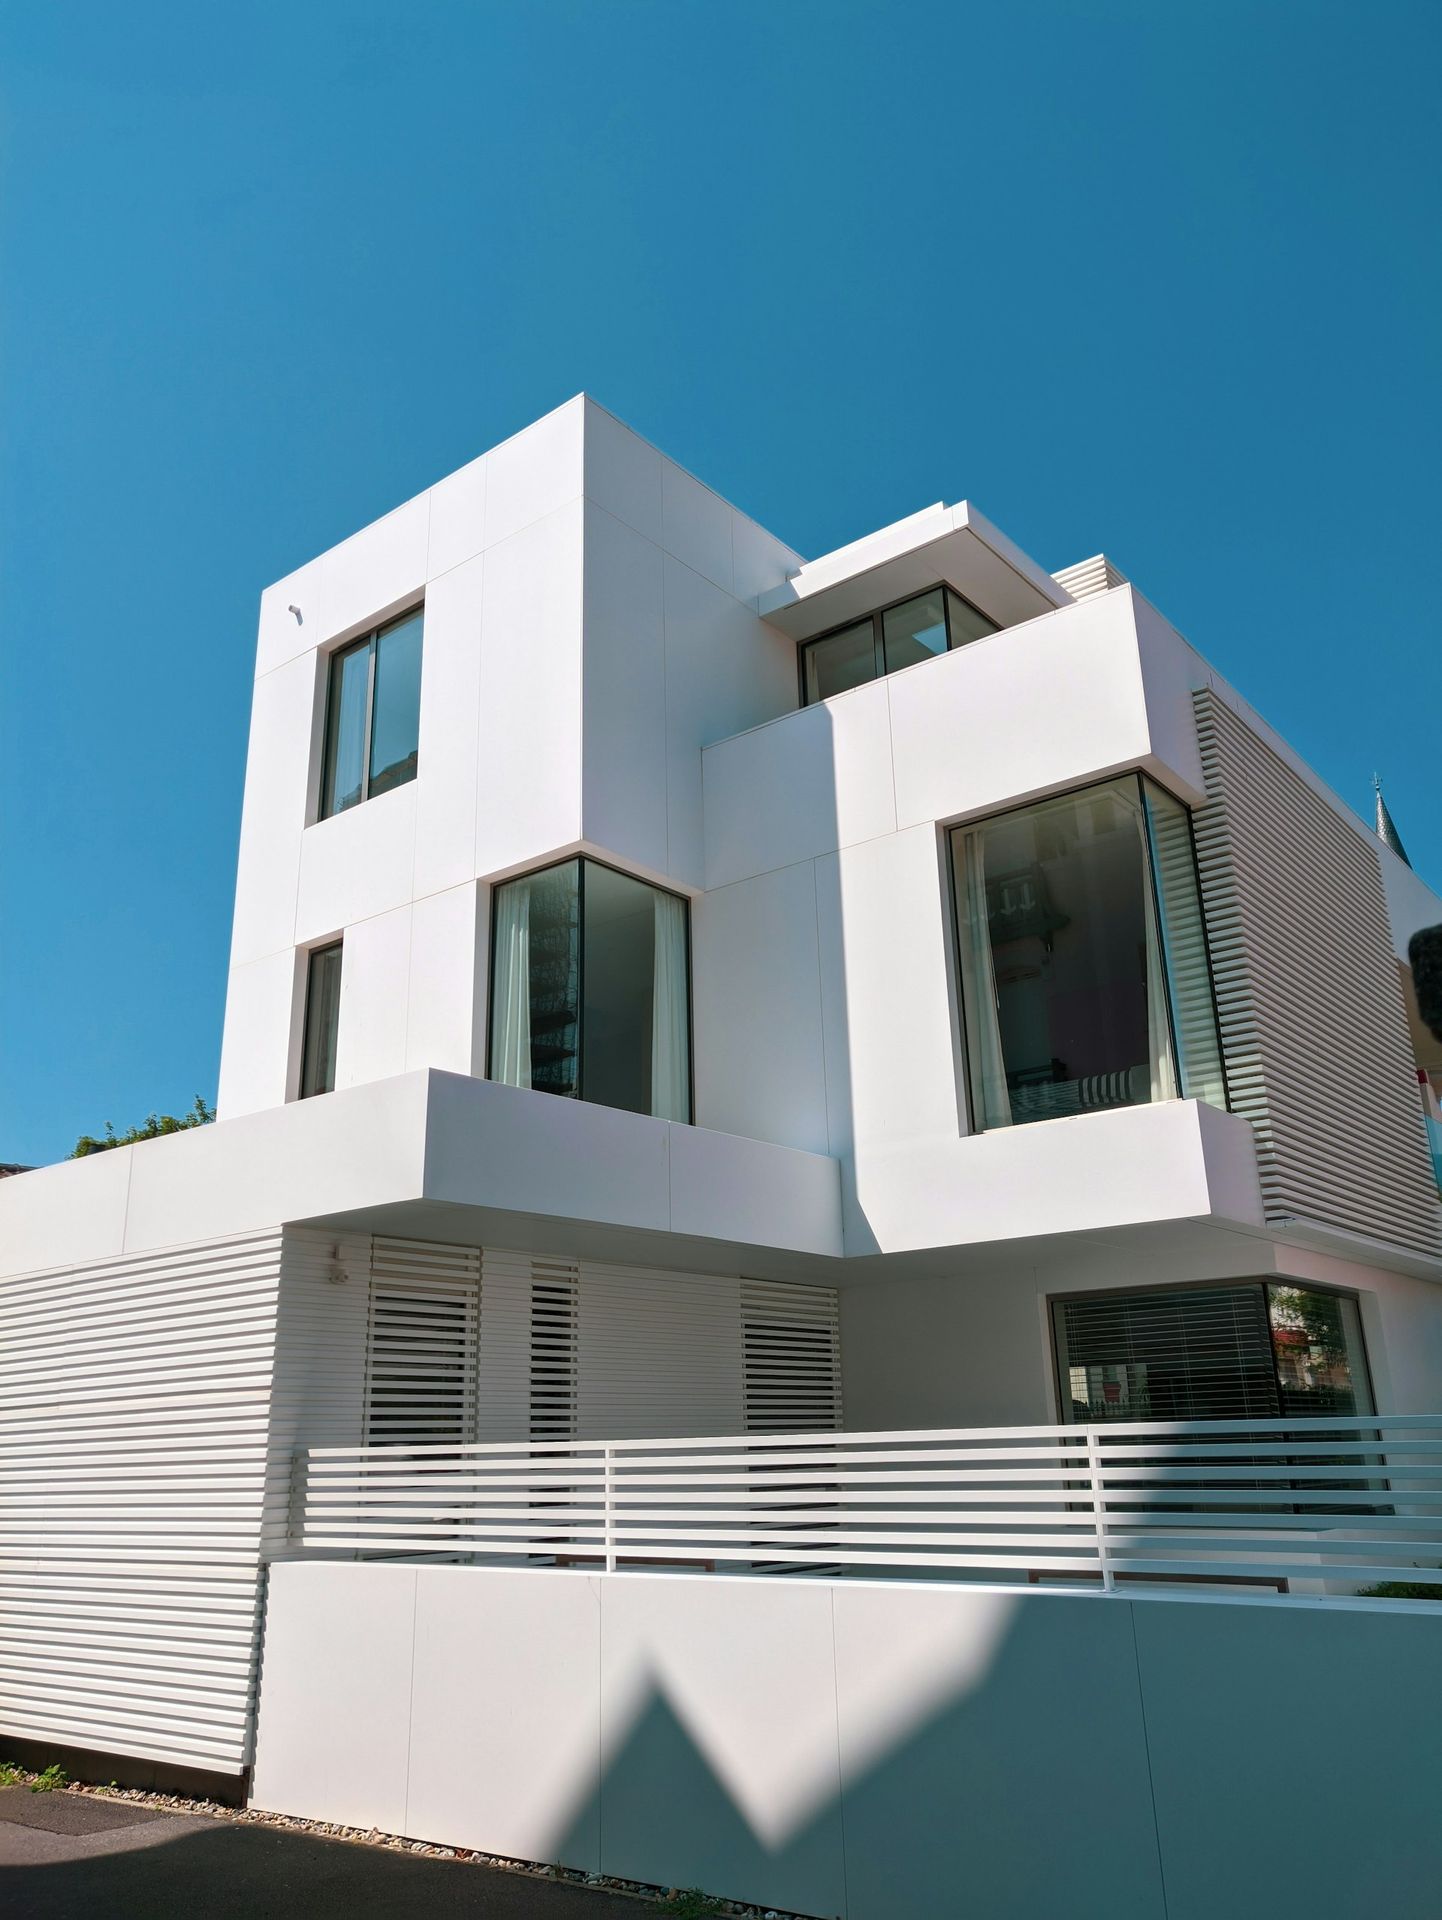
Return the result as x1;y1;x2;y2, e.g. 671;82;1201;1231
2;1;1438;1168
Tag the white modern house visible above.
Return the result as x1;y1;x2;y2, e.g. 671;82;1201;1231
4;397;1441;1919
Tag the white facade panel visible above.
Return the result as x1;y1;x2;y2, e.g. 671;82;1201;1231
473;498;584;876
318;492;429;647
583;397;663;546
576;1262;744;1439
425;452;487;582
581;504;669;876
480;396;584;551
405;882;483;1078
334;902;412;1090
217;949;298;1119
228;651;314;967
691;860;830;1155
295;783;418;947
411;552;484;900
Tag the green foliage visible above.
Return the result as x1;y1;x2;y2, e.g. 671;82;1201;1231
658;1893;726;1918
72;1095;214;1159
1356;1581;1441;1600
1410;925;1442;1045
0;1761;24;1786
30;1763;68;1793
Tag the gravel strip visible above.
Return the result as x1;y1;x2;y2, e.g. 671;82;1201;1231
0;1764;814;1919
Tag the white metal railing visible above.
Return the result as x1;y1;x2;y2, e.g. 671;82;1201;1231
285;1416;1442;1595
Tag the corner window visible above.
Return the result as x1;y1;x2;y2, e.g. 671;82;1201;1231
489;858;692;1122
1051;1281;1373;1423
299;942;343;1098
320;608;423;818
950;774;1226;1129
801;586;997;705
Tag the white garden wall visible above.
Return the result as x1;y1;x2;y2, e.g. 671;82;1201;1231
251;1563;1441;1920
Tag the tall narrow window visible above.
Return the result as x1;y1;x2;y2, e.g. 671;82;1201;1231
950;775;1224;1129
299;942;343;1098
320;608;423;818
489;858;691;1122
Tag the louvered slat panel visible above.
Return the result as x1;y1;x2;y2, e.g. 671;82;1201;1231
0;1232;284;1773
742;1280;842;1432
364;1239;480;1447
1192;691;1441;1255
530;1258;578;1440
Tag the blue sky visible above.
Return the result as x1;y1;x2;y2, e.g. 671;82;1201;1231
1;0;1438;1168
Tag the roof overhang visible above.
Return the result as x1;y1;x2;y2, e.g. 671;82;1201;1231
756;501;1070;642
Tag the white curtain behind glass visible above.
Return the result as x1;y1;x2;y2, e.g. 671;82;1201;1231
956;829;1012;1128
650;890;689;1121
492;884;532;1089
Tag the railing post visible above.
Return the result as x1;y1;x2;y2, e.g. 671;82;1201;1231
604;1445;616;1574
1086;1427;1114;1592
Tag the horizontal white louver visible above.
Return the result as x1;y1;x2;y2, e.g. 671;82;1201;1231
1192;691;1441;1256
364;1239;480;1448
1052;554;1127;600
0;1232;285;1775
742;1279;842;1433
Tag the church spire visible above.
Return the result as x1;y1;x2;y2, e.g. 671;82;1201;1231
1374;774;1412;868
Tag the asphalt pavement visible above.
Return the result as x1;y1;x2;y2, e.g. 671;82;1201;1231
0;1787;651;1919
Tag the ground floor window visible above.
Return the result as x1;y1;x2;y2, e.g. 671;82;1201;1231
1051;1280;1373;1424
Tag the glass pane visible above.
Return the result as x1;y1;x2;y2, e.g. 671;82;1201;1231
1054;1286;1281;1423
322;642;370;817
1142;779;1227;1108
881;591;949;673
1267;1285;1372;1416
300;944;343;1098
803;621;876;703
945;588;999;649
951;778;1177;1128
491;861;580;1098
367;611;423;798
583;861;661;1117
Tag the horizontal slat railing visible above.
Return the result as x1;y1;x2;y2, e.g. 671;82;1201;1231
285;1417;1442;1595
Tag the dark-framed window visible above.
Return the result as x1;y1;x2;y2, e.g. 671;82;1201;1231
489;857;692;1123
299;941;343;1098
799;585;997;705
949;772;1228;1130
320;607;423;818
1050;1280;1375;1425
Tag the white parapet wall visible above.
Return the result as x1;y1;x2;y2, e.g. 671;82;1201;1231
251;1562;1441;1920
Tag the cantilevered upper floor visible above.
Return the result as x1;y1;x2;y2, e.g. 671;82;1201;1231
213;396;1442;1269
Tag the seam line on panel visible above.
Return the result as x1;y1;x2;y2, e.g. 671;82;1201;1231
1127;1601;1171;1920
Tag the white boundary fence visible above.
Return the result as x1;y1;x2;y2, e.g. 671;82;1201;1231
286;1416;1442;1593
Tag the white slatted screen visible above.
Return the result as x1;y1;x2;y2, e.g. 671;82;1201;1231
742;1279;842;1432
364;1239;480;1447
0;1232;284;1776
1192;691;1441;1255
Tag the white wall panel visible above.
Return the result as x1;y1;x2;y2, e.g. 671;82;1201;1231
691;862;831;1154
412;555;484;899
229;653;315;967
0;1233;286;1775
294;784;418;946
481;397;584;551
334;904;412;1091
426;453;487;582
661;458;734;595
581;506;668;875
474;500;584;875
583;399;662;546
577;1262;743;1440
318;493;429;647
405;883;482;1078
217;950;298;1120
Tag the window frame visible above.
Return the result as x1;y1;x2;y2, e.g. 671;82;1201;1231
946;770;1230;1133
319;603;424;820
486;853;696;1124
797;583;997;708
298;939;343;1100
1046;1275;1378;1426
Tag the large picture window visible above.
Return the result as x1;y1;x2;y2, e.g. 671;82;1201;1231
949;774;1226;1129
489;858;691;1123
1052;1281;1374;1424
320;607;423;818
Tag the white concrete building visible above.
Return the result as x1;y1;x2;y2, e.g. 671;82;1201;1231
3;398;1441;1915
